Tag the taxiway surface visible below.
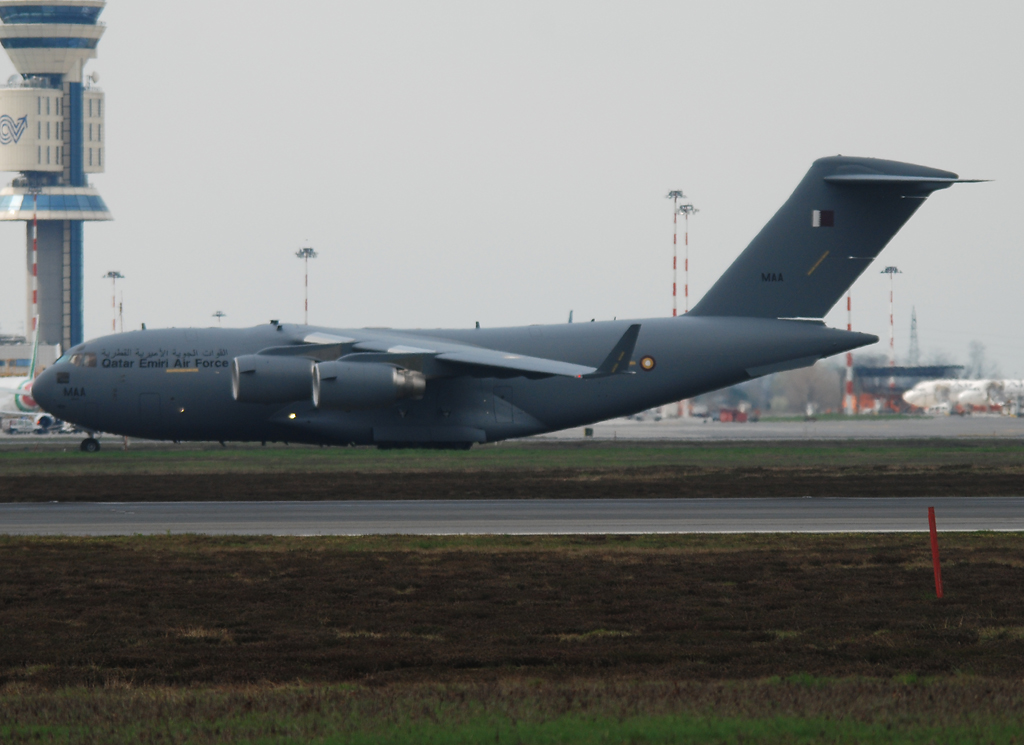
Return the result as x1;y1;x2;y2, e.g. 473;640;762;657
3;497;1023;535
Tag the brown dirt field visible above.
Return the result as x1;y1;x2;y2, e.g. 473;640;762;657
2;533;1023;689
3;463;1023;501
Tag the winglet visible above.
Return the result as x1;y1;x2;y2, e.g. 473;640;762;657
586;324;641;378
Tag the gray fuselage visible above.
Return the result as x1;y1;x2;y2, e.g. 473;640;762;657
32;316;873;446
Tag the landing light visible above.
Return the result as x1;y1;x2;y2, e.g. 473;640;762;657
288;413;297;419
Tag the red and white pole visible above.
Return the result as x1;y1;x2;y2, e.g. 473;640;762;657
845;294;855;415
672;198;678;318
666;191;686;318
888;272;896;410
889;274;895;369
30;192;38;343
676;203;698;315
880;266;900;410
683;209;690;314
295;247;317;326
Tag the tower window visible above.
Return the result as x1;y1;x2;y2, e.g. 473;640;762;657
36;97;40;115
97;99;101;117
37;121;40;139
97;124;101;141
88;123;92;141
46;146;49;164
46;97;50;115
88;99;92;117
37;146;40;164
88;148;92;166
46;121;50;140
97;148;101;166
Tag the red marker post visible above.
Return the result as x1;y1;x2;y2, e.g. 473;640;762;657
928;506;943;599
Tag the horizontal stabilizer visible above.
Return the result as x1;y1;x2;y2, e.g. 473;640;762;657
823;174;988;187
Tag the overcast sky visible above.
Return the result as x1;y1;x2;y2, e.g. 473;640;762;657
0;1;1020;373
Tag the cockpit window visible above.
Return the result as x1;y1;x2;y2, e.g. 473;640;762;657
69;354;82;367
83;353;97;368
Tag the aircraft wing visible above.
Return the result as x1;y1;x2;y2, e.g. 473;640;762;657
335;346;597;378
260;325;642;379
344;324;641;378
434;348;595;378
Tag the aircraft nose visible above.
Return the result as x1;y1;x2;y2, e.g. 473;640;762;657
32;366;59;412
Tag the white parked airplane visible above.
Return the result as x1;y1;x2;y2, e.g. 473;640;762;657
903;379;1024;410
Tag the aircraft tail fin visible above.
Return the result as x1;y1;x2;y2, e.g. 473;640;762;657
689;156;981;319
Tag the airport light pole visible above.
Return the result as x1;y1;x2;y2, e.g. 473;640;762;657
212;311;226;326
665;191;685;317
881;266;901;408
666;192;698;418
102;271;124;333
678;203;699;314
295;246;318;325
844;293;855;415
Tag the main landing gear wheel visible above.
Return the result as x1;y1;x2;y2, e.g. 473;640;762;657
80;438;101;453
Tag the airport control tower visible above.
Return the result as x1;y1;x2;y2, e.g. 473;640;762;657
0;0;110;351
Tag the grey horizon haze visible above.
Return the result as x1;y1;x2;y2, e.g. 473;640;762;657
0;2;1019;373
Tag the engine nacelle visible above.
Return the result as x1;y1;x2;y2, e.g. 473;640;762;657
232;355;315;404
313;361;426;410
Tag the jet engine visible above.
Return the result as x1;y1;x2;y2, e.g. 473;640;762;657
313;361;426;410
231;355;315;404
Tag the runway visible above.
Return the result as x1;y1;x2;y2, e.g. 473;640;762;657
2;497;1023;536
540;414;1024;441
4;411;1024;452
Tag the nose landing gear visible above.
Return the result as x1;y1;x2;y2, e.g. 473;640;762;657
80;438;101;453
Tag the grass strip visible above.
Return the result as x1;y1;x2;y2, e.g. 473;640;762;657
3;679;1024;744
6;715;1019;744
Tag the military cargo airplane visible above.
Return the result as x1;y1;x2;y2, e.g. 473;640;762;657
31;156;979;451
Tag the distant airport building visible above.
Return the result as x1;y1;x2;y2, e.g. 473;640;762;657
0;0;110;355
